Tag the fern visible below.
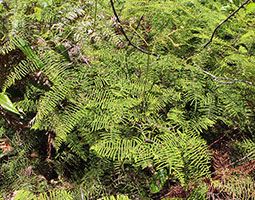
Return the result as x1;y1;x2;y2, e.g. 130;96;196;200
99;195;131;200
212;176;255;200
1;0;255;198
14;189;73;200
92;130;211;185
14;190;36;200
0;39;17;55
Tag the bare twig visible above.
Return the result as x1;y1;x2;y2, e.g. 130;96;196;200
194;63;253;85
93;0;98;32
201;68;253;85
0;142;23;159
143;122;174;134
136;123;158;145
226;151;255;168
202;0;251;49
78;49;92;79
149;54;160;66
208;130;231;149
212;157;255;181
110;0;159;57
59;40;80;55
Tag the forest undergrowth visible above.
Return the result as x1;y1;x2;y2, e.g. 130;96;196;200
0;0;255;199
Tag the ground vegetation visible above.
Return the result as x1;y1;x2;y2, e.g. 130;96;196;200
0;0;255;199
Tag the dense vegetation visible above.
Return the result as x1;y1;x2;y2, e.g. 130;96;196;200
0;0;255;199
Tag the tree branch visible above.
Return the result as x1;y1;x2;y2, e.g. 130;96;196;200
196;0;253;86
208;130;231;149
194;63;253;85
202;0;251;49
227;151;255;168
110;0;159;57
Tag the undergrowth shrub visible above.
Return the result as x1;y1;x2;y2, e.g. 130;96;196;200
0;0;255;199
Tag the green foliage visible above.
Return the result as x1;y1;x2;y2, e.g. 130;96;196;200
91;130;211;185
150;169;168;194
14;190;36;200
235;138;255;160
0;143;36;194
0;93;21;116
0;0;255;198
187;183;208;200
247;3;255;13
14;189;73;200
99;195;131;200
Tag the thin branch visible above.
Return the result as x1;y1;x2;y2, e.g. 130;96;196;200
78;49;92;79
208;130;231;149
0;142;23;159
201;68;253;85
226;151;255;168
212;157;255;181
93;0;98;32
137;123;163;146
59;40;80;55
110;0;159;57
194;63;253;86
202;0;251;49
149;54;160;66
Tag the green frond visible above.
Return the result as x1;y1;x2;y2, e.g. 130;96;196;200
0;39;16;55
187;182;208;200
1;0;255;198
92;130;211;185
38;190;73;200
3;60;34;91
14;189;73;200
39;50;74;84
2;36;42;91
14;190;36;200
235;138;255;160
32;79;75;129
54;102;88;149
15;83;40;112
100;195;131;200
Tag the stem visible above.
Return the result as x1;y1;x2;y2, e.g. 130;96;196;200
202;0;251;49
110;0;159;57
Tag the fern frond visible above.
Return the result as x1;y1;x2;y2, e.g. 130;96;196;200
236;138;255;160
99;195;131;200
0;39;16;55
14;190;36;200
3;60;34;91
92;130;211;185
54;101;88;149
2;36;42;91
38;190;73;200
14;189;73;200
32;79;75;129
